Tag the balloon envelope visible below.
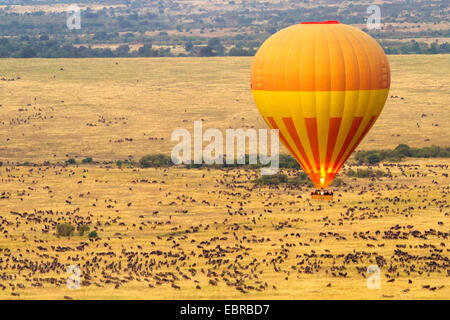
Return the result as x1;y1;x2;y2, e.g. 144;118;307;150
251;21;390;188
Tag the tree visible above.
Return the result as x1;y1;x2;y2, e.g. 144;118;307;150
17;46;36;58
138;43;153;57
367;153;381;165
116;44;130;56
207;37;225;55
229;46;253;56
139;154;172;168
394;144;411;157
184;41;194;52
198;46;215;57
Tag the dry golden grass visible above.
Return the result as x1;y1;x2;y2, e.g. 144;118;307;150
0;56;448;164
0;160;448;300
0;56;448;300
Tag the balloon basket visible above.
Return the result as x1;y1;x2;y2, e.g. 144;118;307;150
311;190;333;201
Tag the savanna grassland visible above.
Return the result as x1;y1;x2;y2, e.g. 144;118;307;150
0;56;449;300
0;55;448;163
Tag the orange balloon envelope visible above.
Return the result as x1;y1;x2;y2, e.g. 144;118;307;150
251;21;391;189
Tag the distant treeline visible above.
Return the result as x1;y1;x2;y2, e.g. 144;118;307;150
0;37;254;58
253;172;314;187
140;154;300;169
0;36;447;58
138;144;449;168
0;37;172;58
355;144;450;165
253;173;346;187
1;144;448;168
132;144;450;168
0;0;448;58
382;40;450;54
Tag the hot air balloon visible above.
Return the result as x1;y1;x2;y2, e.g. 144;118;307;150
251;21;390;197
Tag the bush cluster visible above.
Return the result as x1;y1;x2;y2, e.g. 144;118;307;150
253;172;314;187
346;168;384;178
56;223;97;237
77;224;90;236
56;223;75;237
355;144;450;164
82;157;93;164
139;154;172;168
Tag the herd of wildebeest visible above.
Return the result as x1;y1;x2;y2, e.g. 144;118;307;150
0;158;448;299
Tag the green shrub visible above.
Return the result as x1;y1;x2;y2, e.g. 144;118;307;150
184;154;301;170
346;168;371;178
278;154;301;169
254;174;288;185
253;172;314;186
331;178;344;187
88;231;98;238
366;153;381;165
287;172;313;186
346;168;384;178
56;223;75;237
78;224;90;236
66;158;76;165
82;157;93;164
228;46;253;56
394;144;412;157
346;169;356;177
355;144;450;164
375;170;384;178
139;154;172;168
356;169;371;178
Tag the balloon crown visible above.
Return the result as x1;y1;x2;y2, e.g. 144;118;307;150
301;21;340;24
